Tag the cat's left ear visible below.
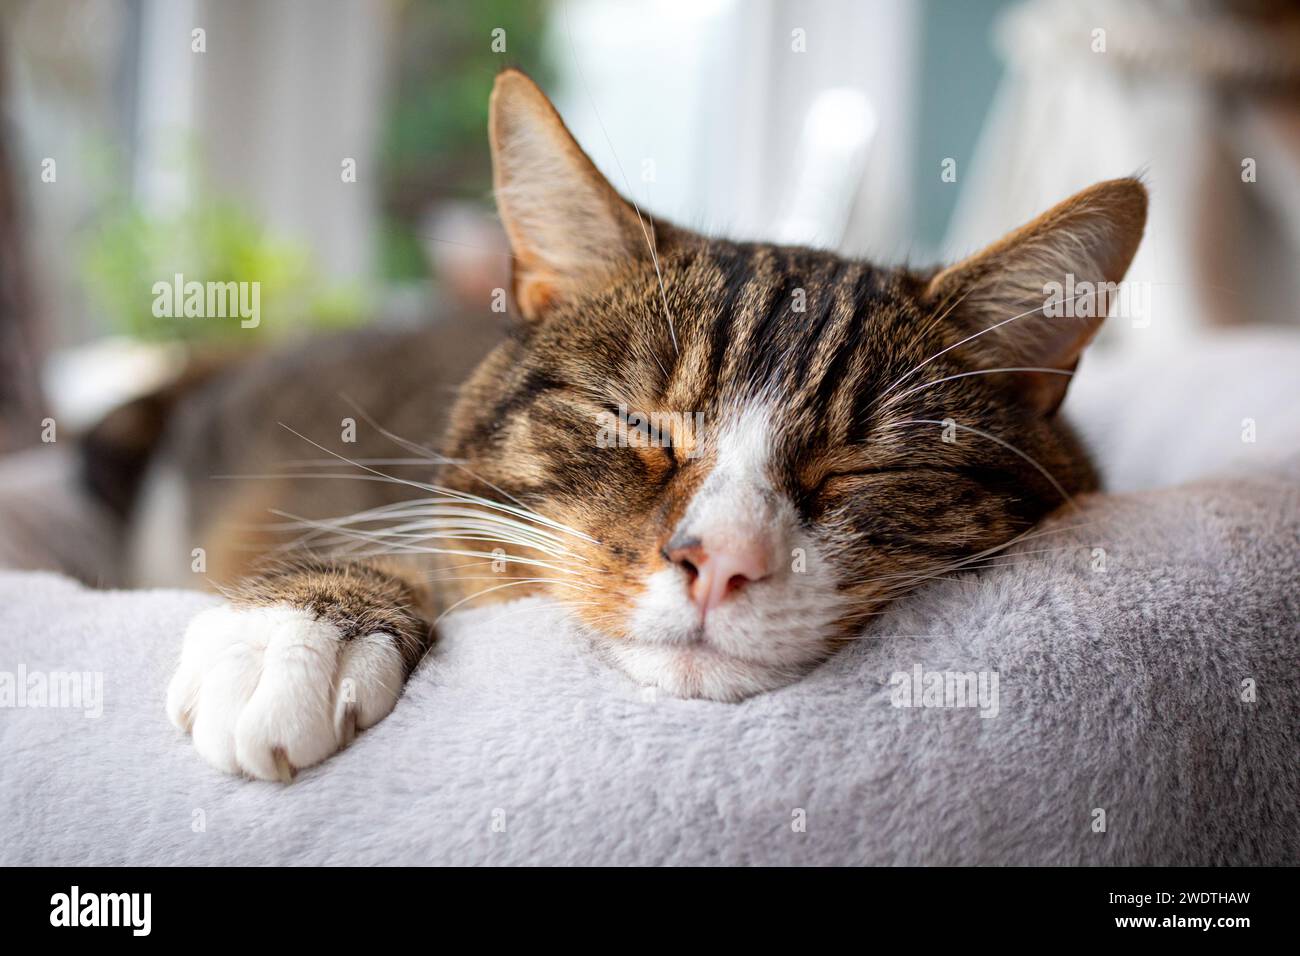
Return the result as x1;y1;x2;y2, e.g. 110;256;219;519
925;178;1147;414
489;68;648;320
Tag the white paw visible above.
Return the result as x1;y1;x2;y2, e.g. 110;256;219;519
166;603;404;781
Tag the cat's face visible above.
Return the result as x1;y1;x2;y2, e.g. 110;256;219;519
439;71;1146;701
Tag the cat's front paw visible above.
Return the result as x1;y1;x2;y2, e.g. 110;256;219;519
166;603;404;781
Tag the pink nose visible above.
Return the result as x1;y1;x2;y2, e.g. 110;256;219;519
665;536;773;617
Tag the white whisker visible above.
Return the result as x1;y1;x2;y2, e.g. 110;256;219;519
264;424;597;544
434;577;599;625
265;509;593;577
276;457;467;468
561;3;678;361
878;289;1094;407
338;393;536;515
884;419;1076;507
893;366;1074;402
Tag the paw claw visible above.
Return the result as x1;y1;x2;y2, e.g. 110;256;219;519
339;706;358;748
271;747;295;784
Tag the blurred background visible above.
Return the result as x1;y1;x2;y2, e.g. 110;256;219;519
2;0;1299;455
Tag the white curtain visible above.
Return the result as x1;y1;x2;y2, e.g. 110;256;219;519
945;0;1300;352
549;0;919;256
135;0;390;282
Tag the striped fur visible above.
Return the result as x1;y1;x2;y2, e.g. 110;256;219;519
136;70;1145;775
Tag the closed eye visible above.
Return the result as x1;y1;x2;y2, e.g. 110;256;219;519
609;405;679;472
616;407;672;447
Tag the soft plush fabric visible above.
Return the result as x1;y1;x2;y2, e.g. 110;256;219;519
0;331;1297;865
1;465;1296;865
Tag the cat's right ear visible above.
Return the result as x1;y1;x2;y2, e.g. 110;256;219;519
489;69;647;320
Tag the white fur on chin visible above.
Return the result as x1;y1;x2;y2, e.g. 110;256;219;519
604;639;805;702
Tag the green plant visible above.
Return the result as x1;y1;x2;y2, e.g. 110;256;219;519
377;0;555;280
83;189;364;342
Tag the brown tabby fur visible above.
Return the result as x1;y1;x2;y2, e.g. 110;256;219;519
86;70;1147;709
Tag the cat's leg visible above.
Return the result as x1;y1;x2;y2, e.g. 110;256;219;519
166;558;434;781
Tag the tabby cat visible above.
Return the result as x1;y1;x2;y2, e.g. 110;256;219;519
104;71;1145;780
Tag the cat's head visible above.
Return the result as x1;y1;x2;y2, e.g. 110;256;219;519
440;70;1146;700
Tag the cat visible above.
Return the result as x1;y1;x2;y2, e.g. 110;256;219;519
90;69;1146;780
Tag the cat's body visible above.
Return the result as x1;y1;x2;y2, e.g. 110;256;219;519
100;71;1146;780
120;318;503;590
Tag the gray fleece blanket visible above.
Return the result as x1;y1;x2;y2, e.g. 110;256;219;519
1;333;1298;865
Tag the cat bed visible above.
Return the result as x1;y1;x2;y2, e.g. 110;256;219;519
0;331;1297;865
